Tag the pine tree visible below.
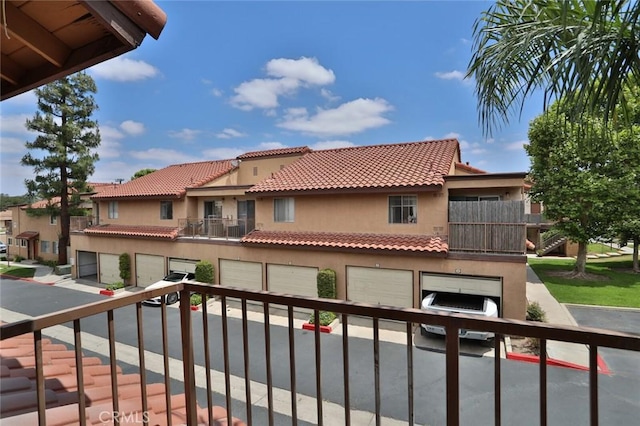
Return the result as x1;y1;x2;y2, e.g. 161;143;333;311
21;72;101;265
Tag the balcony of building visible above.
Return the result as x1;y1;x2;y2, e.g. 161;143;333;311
1;283;638;425
177;217;255;240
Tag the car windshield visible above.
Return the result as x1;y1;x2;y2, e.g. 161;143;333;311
163;272;187;282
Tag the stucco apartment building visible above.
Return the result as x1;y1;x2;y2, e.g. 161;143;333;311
71;139;529;319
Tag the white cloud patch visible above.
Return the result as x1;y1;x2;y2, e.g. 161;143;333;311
0;161;31;195
211;88;223;97
443;132;461;139
120;120;145;136
230;57;335;111
216;128;246;139
168;128;202;141
0;137;27;154
1;114;34;135
435;70;466;81
202;147;245;159
129;148;200;164
506;140;528;151
311;140;356;150
90;57;159;82
320;88;340;102
97;125;125;159
2;90;37;107
278;98;393;137
256;142;287;150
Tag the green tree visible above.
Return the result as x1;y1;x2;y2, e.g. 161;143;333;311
131;168;157;180
467;0;640;136
526;105;632;275
195;260;215;284
0;194;32;210
21;72;101;265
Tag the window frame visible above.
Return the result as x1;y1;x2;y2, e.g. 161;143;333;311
160;200;173;220
108;201;118;219
41;240;50;253
49;215;57;225
388;195;418;224
273;197;295;223
52;241;59;254
20;239;27;247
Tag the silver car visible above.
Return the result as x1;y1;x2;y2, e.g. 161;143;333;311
143;272;196;306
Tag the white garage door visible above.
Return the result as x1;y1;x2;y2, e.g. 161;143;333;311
99;253;119;284
77;251;97;278
421;273;502;298
219;259;262;291
169;258;197;274
136;254;165;287
267;264;318;297
347;266;413;308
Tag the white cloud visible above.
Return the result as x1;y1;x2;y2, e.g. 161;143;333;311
97;125;125;159
435;70;466;81
278;98;393;137
216;128;246;139
0;161;30;195
266;57;335;85
0;137;27;154
2;90;37;107
129;148;200;164
320;88;340;102
423;136;436;141
256;142;287;150
311;140;356;150
443;132;461;139
506;140;528;151
202;147;245;159
1;114;34;135
90;57;159;82
211;88;223;97
120;120;145;136
230;77;300;110
230;57;335;111
168;128;202;141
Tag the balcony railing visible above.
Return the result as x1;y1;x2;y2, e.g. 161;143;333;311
70;216;93;232
448;222;526;255
178;217;255;239
525;213;553;225
1;283;639;425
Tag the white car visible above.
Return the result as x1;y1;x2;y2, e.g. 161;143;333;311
0;242;6;254
420;292;498;341
143;272;196;306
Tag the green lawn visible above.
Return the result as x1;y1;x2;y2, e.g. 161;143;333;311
0;264;36;278
528;256;640;308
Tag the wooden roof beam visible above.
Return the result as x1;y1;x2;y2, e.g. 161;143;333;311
1;54;24;86
0;2;71;67
80;1;146;48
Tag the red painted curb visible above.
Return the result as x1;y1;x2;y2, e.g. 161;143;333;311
302;322;332;333
0;274;55;285
506;352;611;374
99;289;115;296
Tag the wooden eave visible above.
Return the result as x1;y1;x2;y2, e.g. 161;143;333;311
1;0;167;101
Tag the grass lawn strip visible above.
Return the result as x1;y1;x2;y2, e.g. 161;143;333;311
0;265;36;278
528;256;640;309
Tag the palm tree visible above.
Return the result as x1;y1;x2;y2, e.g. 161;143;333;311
467;0;640;136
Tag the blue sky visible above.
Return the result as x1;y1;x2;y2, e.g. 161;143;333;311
0;1;543;196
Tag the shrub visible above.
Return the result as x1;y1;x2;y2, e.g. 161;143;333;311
308;311;337;326
106;281;125;291
14;255;24;263
526;301;547;322
1;256;6;261
195;260;214;284
190;294;203;306
119;253;131;282
317;269;336;299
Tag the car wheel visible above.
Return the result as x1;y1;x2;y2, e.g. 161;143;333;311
166;292;179;305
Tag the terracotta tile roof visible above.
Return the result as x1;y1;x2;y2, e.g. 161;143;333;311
0;327;245;425
92;160;235;199
237;146;311;159
26;197;61;210
14;231;39;240
242;230;448;253
84;225;179;240
247;139;459;193
454;162;487;174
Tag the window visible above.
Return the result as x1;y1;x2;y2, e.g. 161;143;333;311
253;166;258;176
7;238;12;246
274;198;294;222
160;201;173;220
52;241;58;254
389;195;417;224
41;241;50;253
108;201;118;219
20;239;27;247
204;200;222;219
49;215;57;225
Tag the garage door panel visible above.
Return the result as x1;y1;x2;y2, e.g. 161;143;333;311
77;251;97;277
99;253;119;284
267;264;318;297
347;267;413;308
220;259;262;291
169;258;197;274
136;254;165;287
421;273;502;298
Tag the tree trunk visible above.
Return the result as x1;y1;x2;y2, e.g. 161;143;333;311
59;160;69;265
633;237;639;273
573;241;587;274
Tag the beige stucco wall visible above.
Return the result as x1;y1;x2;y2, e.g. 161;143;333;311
97;198;188;226
255;191;450;235
8;206;60;262
70;234;526;319
236;155;303;185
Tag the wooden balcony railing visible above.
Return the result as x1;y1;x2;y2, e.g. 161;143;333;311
178;218;255;239
448;222;526;255
69;216;93;232
1;283;639;425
